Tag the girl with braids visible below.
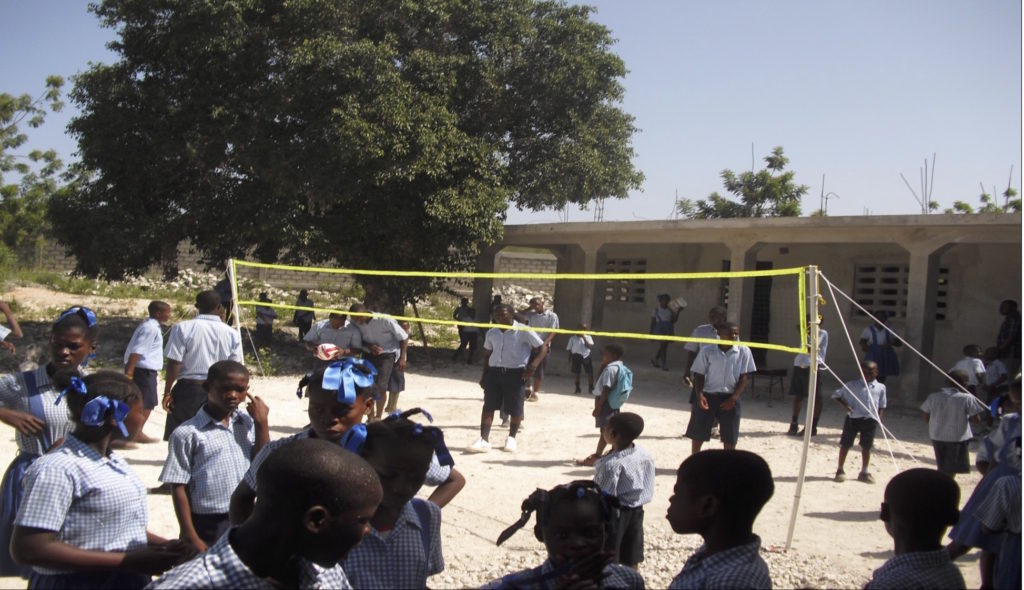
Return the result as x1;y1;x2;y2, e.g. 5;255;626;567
11;371;194;589
0;306;98;578
484;480;645;589
341;408;451;589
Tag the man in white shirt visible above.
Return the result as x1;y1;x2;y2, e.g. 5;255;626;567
124;300;171;443
521;297;559;401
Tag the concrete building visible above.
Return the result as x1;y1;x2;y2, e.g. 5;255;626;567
472;213;1022;403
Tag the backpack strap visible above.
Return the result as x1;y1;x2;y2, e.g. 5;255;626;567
23;369;53;451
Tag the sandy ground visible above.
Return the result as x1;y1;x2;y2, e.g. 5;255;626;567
0;355;985;588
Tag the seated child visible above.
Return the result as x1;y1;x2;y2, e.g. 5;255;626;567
833;360;887;483
865;468;965;589
160;361;269;550
148;438;383;589
487;480;645;589
974;471;1021;590
666;450;773;590
566;325;595;395
341;408;449;588
920;370;988;477
592;412;655;569
948;344;986;394
11;371;193;589
578;344;629;466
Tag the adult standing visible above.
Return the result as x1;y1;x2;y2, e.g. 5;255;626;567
349;303;409;421
452;297;479;364
293;289;315;341
468;304;547;453
997;299;1021;376
124;300;171;443
162;290;243;441
859;311;901;385
684;322;757;453
522;297;559;401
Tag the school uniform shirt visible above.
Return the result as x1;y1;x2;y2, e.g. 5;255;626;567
0;323;10;341
651;306;674;323
484;322;544;368
165;314;243;381
481;559;645;589
683;323;718;354
977;412;1022;465
566;334;594;358
255;305;278;326
691;344;757;394
592;362;621;397
0;367;72;455
341;499;444;589
160;407;256;514
793;328;828;368
832;379;887;420
147;529;352;589
860;325;897;346
975;474;1022;534
124;317;165;370
357;315;409;355
15;435;148;575
593;444;655;509
668;535;771;590
863;549;965;589
524;309;559;340
920;388;989;442
303;320;363;351
453;306;478;333
949;356;986;387
986;359;1010;388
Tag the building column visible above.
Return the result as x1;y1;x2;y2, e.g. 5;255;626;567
724;240;760;327
472;247;499;324
898;240;952;402
552;241;601;331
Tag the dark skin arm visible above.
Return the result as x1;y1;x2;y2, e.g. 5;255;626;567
171;484;208;552
693;373;709;410
245;393;270;452
719;373;749;411
0;407;44;435
427;467;466;508
162;359;182;411
523;343;548;382
11;526;192;575
228;480;257;525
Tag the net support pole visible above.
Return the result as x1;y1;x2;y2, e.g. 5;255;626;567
785;265;820;551
227;259;243;338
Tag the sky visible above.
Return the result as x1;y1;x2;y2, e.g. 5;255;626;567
1;1;1021;223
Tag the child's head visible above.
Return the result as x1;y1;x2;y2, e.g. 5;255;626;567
460;297;469;307
962;344;982;358
254;438;382;566
708;306;727;325
1000;300;1018;315
299;289;309;299
576;322;588;331
55;370;143;442
601;343;625;364
861;360;879;382
983;347;1000;363
602;412;644;449
716;322;740;343
947;369;970;390
148;300;171;323
657;294;671;307
880;468;959;546
298;359;375;442
204;360;250;415
328;312;346;329
51;306;99;371
348;303;370;326
258;292;271;302
667;450;774;537
195;290;222;315
493;303;515;325
497;480;620;567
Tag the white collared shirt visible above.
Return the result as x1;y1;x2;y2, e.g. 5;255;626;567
484;322;544;368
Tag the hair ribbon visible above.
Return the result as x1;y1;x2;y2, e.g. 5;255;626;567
323;358;377;405
54;375;87;405
340;423;367;454
386;408;453;467
81;396;130;437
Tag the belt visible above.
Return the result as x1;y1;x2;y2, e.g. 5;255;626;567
705;391;733;396
490;366;525;374
176;378;205;385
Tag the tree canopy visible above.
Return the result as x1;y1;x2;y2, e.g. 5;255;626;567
677;146;806;219
942;183;1021;215
52;0;642;308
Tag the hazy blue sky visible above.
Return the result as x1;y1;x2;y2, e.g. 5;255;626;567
2;1;1021;223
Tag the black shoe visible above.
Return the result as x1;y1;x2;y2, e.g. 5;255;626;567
786;424;799;436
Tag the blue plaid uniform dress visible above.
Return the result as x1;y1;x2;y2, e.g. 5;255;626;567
0;367;73;455
481;560;645;589
341;499;443;589
593;444;655;508
15;435;148;575
160;408;255;514
147;530;352;589
668;536;772;589
864;549;966;589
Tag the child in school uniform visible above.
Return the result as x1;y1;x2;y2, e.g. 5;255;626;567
487;480;645;589
592;412;655;569
341;408;449;589
383;320;411;413
833;360;887;484
159;361;269;550
0;306;97;578
666;450;774;589
650;293;679;371
974;469;1021;590
982;346;1010;401
948;344;987;394
124;301;171;443
149;438;383;589
577;344;629;466
566;324;595;394
684;322;756;453
920;370;989;477
0;300;24;354
865;469;965;589
11;371;194;589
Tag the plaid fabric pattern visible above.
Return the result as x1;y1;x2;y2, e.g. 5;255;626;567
341;499;444;589
147;529;352;589
242;429;312;490
481;559;645;589
594;445;655;508
668;536;772;590
920;388;989;442
976;474;1022;534
15;435;148;575
425;453;451;487
160;407;256;513
0;367;73;455
164;315;243;380
864;549;966;589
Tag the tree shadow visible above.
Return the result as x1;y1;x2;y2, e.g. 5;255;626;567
803;510;879;523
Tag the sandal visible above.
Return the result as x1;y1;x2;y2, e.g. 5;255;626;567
575;454;599;467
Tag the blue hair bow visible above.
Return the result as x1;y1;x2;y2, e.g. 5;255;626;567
340;423;367;454
81;396;130;438
387;408;454;467
56;306;97;328
323;358;377;405
54;376;87;405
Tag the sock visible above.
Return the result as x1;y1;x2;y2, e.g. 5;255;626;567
481;424;491;441
509;422;520;438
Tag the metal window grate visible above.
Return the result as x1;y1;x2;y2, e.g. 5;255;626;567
603;259;647;303
853;264;949;320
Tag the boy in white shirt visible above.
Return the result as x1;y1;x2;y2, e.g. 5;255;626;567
566;323;595;394
949;344;986;394
832;360;887;483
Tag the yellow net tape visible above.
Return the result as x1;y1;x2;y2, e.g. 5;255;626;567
232;259;811;354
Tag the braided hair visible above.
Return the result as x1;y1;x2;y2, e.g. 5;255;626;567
496;480;620;546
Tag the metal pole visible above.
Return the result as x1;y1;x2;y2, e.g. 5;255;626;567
785;265;820;551
227;259;242;336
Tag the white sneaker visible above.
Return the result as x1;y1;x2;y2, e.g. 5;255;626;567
467;438;491;453
504;436;518;452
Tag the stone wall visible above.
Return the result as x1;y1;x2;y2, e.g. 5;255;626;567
493;250;557;294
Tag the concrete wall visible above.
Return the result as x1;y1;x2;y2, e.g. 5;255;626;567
493;250;557;294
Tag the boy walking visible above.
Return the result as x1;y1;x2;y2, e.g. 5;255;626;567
684;322;756;453
566;324;595;394
592;412;655;569
920;370;989;477
833;360;887;483
124;300;171;443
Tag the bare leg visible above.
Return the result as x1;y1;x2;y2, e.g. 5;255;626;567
723;442;737;450
134;409;157;442
480;409;495;441
691;439;704;454
594;436;608;457
837;445;851;473
860;448;872;474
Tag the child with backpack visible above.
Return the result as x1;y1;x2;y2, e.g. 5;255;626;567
577;344;632;467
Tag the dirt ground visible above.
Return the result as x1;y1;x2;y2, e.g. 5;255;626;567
0;286;985;588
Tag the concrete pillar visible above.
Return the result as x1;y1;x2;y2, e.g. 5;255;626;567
724;240;760;328
898;240;952;402
552;240;601;333
472;248;499;323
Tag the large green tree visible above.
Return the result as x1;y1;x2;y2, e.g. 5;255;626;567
677;146;806;219
52;0;642;309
